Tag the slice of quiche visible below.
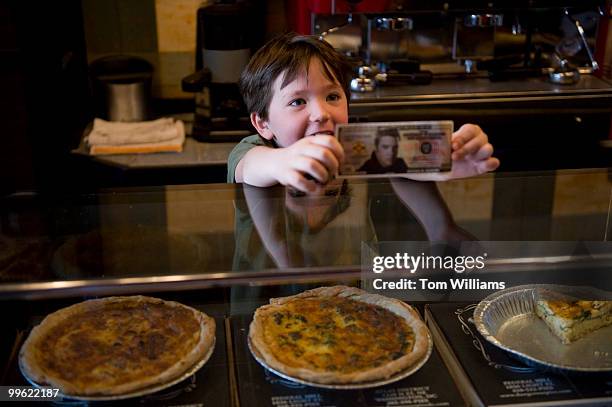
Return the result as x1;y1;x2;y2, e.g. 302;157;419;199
535;299;612;344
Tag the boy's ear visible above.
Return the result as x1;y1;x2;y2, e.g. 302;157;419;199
250;112;274;141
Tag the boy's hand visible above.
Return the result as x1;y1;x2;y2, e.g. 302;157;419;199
275;135;345;193
448;123;499;178
402;124;499;181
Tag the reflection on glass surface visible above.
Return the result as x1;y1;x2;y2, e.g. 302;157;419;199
51;225;210;278
0;169;611;292
236;177;476;270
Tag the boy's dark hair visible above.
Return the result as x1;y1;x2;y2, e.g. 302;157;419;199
239;32;352;120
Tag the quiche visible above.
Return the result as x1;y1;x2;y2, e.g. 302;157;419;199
19;296;215;397
535;298;612;344
249;286;430;384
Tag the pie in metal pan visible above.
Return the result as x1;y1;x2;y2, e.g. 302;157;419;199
474;284;612;372
19;296;216;400
249;286;432;389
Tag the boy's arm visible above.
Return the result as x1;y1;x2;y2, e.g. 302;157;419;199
236;136;345;193
227;134;270;183
390;178;475;241
235;146;282;186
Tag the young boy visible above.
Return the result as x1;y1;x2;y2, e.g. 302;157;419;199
228;33;499;191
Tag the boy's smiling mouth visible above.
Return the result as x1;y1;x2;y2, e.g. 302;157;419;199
308;130;335;137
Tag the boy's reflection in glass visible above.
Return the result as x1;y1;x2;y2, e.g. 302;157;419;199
284;179;350;234
235;178;363;271
231;178;473;313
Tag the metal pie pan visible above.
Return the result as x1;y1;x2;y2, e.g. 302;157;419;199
473;284;612;373
20;337;215;401
248;337;432;390
247;308;433;390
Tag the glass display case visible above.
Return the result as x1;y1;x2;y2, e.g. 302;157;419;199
1;168;611;406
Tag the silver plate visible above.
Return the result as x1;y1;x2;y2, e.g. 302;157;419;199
248;304;433;390
473;284;612;373
20;337;216;401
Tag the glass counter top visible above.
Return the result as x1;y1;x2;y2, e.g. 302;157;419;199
1;168;611;298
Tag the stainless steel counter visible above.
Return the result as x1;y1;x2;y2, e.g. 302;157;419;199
350;75;612;105
73;137;235;169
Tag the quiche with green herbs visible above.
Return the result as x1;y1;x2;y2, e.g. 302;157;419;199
249;286;430;384
535;299;612;344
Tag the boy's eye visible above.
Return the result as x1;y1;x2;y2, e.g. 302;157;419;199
289;98;306;107
327;93;341;102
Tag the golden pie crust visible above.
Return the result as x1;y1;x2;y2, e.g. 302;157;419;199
19;296;215;396
249;286;430;384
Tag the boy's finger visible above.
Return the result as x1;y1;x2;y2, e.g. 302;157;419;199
285;170;318;193
303;139;342;178
470;143;494;161
477;157;500;173
452;133;487;159
294;157;330;184
301;144;340;175
452;124;483;150
301;145;340;183
310;136;345;162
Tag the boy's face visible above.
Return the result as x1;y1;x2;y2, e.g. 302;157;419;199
253;57;348;147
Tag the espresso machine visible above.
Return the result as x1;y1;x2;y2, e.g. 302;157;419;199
304;0;608;91
182;0;264;142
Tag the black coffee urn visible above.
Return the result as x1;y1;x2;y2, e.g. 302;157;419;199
182;0;262;142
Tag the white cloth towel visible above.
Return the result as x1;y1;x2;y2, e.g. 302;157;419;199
88;118;182;146
87;118;185;155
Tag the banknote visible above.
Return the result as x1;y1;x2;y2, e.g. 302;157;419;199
336;120;453;177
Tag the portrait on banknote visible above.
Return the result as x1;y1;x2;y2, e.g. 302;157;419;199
336;121;453;177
